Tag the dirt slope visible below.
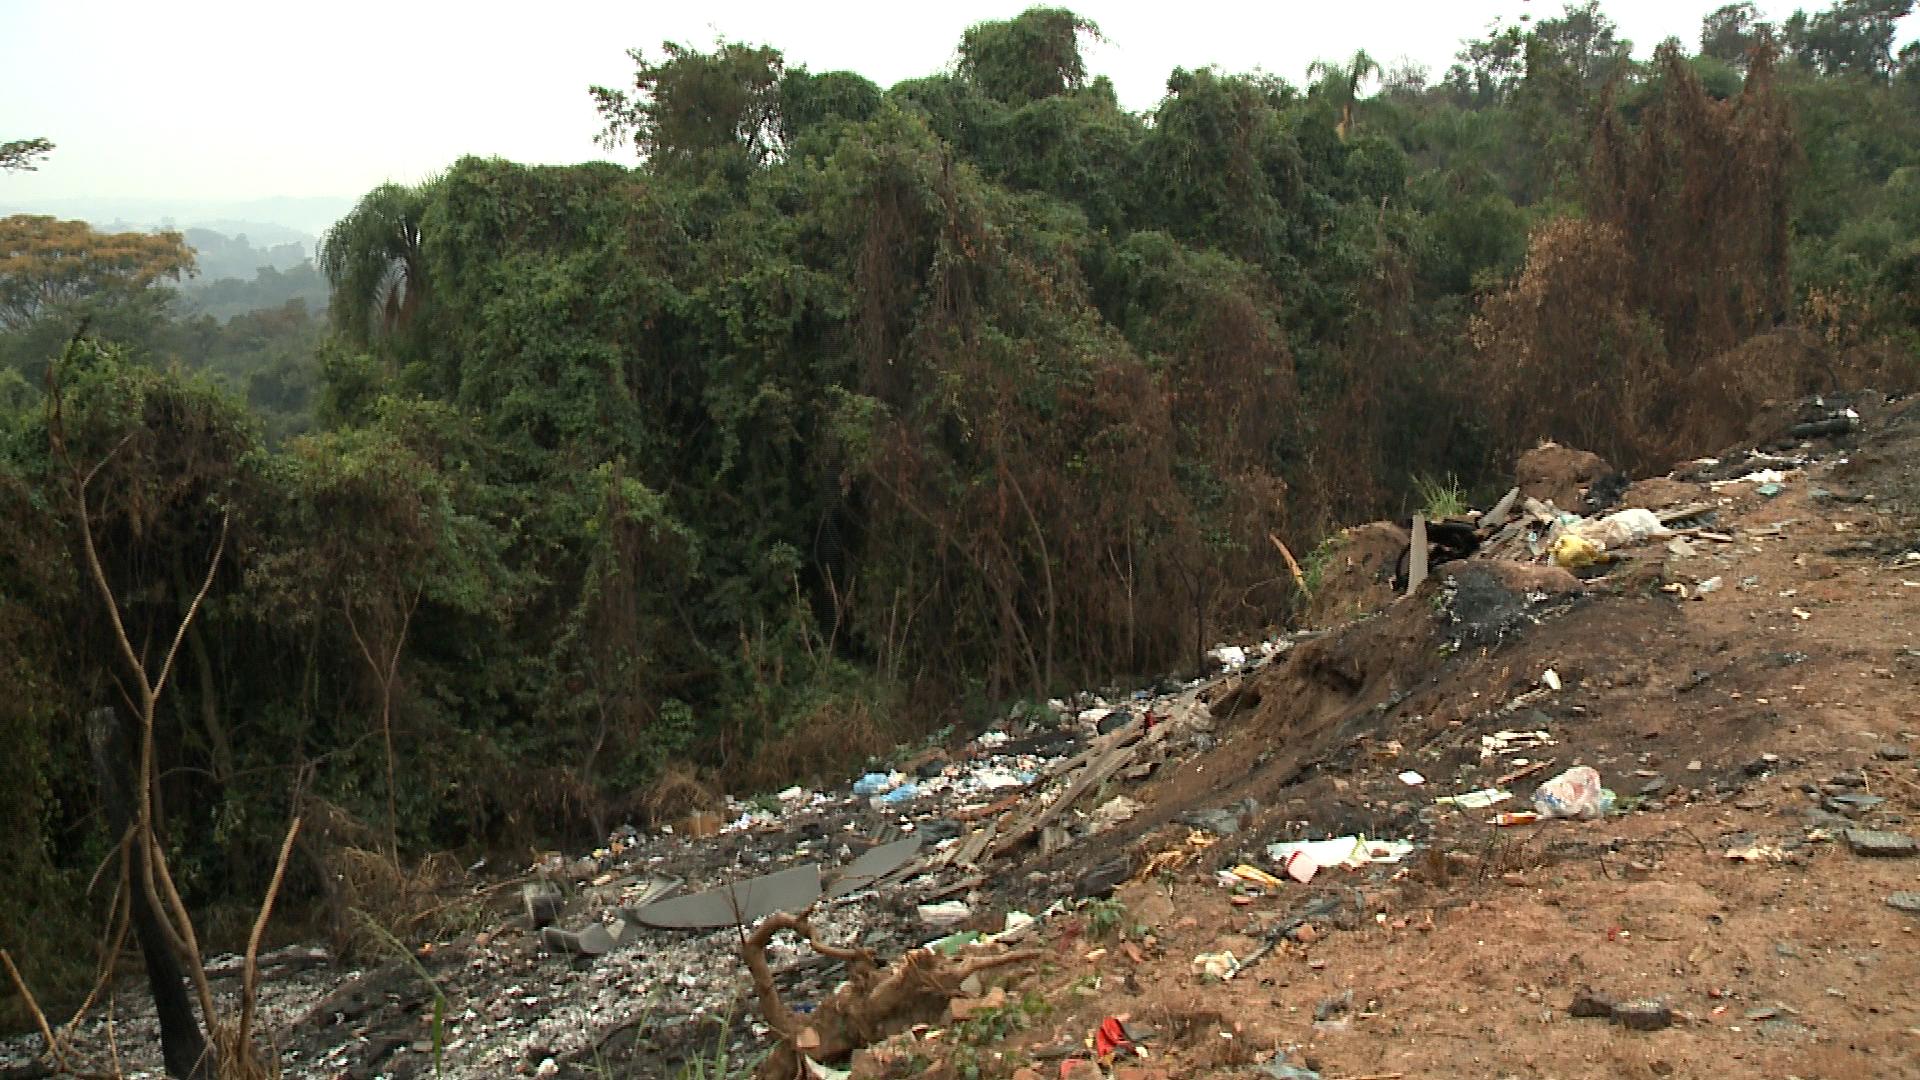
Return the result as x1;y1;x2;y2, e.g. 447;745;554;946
854;393;1920;1080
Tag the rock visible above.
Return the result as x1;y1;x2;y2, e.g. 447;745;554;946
1182;808;1243;835
916;755;949;779
1887;892;1920;914
1612;1000;1674;1031
1061;1061;1104;1080
1827;772;1867;788
1876;744;1912;762
1639;777;1671;797
522;881;564;928
1257;1057;1323;1080
1313;990;1353;1021
1075;857;1133;899
1843;828;1918;857
1825;793;1887;815
1096;712;1132;736
1569;989;1617;1019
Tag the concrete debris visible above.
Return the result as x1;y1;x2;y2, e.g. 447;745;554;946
1843;829;1918;858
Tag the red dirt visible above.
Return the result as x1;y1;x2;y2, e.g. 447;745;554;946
867;396;1920;1080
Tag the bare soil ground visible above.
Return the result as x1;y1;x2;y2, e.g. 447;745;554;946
857;393;1920;1080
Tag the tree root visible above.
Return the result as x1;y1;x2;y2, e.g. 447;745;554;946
742;912;1040;1080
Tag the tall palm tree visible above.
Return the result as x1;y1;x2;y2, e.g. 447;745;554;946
1307;50;1380;141
318;183;428;349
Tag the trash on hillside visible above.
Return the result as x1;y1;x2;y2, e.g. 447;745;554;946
917;900;971;927
1531;766;1616;820
1257;1054;1323;1080
1267;837;1414;883
1757;482;1784;497
632;863;822;929
853;772;902;797
1725;842;1788;863
1541;668;1562;691
1209;644;1249;670
522;881;564;927
1551;534;1604;569
1571;507;1670;547
1229;864;1284;889
826;836;921;898
1092;1016;1139;1059
1481;729;1555;759
991;910;1037;943
541;922;617;957
1090;795;1145;831
1435;788;1512;810
874;781;921;806
1493;811;1541;826
929;929;983;956
803;1056;852;1080
1397;770;1426;786
1710;467;1791;489
1192;951;1238;981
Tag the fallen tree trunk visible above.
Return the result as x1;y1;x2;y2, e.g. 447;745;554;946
742;912;1040;1079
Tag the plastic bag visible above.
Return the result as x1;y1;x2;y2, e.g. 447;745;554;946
1532;765;1617;819
1550;534;1604;569
1572;508;1670;548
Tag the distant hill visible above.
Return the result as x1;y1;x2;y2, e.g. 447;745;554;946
0;194;352;241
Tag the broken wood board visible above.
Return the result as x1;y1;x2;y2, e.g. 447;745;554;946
1479;487;1521;531
990;724;1169;859
1406;514;1429;597
1656;503;1717;525
953;822;997;869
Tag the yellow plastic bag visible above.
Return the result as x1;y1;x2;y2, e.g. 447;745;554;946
1550;534;1604;569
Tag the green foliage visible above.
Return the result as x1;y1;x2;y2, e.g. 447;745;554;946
959;8;1100;104
1414;474;1468;520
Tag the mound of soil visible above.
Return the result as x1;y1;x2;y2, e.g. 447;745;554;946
1517;442;1614;511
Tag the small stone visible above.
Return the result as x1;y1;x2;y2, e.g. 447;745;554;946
522;881;564;928
1744;1006;1781;1021
1612;1000;1674;1031
1828;772;1867;788
1887;892;1920;914
1569;989;1616;1018
1844;828;1918;858
1639;777;1671;797
1876;744;1911;762
1825;793;1887;816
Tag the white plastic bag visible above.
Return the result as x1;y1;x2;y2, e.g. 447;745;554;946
1532;765;1616;819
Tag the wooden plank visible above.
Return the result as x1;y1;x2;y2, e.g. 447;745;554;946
1406;514;1429;597
991;726;1168;859
1656;503;1717;525
1480;487;1521;532
954;822;997;869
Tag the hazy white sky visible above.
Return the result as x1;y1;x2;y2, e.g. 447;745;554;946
2;0;1913;210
